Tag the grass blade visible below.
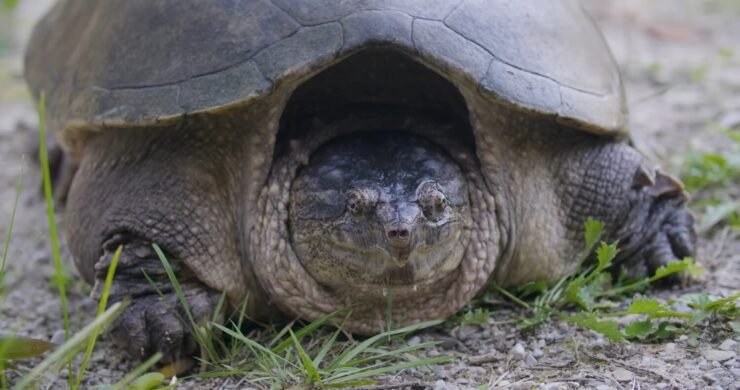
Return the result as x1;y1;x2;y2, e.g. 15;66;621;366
152;244;219;362
0;335;55;360
312;328;342;368
329;320;442;369
212;323;292;367
326;355;451;384
14;301;127;389
271;309;345;354
289;329;322;386
37;91;72;386
74;245;122;389
109;352;164;390
0;164;22;288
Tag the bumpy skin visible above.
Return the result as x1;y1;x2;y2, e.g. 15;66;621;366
67;125;246;361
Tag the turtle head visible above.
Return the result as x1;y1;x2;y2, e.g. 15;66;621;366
289;132;471;293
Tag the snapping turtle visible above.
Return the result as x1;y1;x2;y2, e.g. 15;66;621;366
25;0;695;361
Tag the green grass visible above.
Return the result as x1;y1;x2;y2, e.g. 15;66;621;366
0;163;21;297
37;92;73;386
75;246;123;388
680;123;740;232
1;0;19;11
488;218;737;343
151;245;450;388
0;91;130;389
13;302;127;389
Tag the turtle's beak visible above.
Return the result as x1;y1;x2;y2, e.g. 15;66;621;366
385;221;414;267
389;247;411;268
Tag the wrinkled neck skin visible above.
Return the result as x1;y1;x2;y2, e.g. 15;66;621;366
249;112;507;334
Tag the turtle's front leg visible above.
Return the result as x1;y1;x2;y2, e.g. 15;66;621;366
92;233;221;363
607;167;696;278
560;142;696;279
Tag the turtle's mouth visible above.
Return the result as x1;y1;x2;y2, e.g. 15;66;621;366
306;224;464;287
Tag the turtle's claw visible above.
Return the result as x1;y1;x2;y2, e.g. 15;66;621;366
109;286;218;364
618;177;697;283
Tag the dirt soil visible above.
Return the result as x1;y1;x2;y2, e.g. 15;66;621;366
1;1;738;389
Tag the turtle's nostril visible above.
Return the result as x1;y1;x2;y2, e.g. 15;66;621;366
387;227;411;247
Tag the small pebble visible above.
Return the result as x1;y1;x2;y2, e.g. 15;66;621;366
592;336;607;348
524;353;537;367
433;379;448;390
510;381;533;390
431;364;447;379
532;348;544;358
719;339;737;352
542;383;569;390
612;367;634;382
703;349;736;362
50;329;66;345
407;336;421;346
703;371;719;384
663;342;677;353
509;342;526;361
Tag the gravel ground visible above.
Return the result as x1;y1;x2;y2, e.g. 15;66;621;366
1;1;738;389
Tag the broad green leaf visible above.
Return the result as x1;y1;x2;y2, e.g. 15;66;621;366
0;336;55;360
461;308;490;325
566;272;610;311
595;242;618;271
624;320;655;338
3;0;20;11
653;322;682;339
129;372;165;390
689;310;711;327
562;313;624;342
108;353;163;390
651;258;702;281
583;218;604;252
705;292;740;311
626;298;668;314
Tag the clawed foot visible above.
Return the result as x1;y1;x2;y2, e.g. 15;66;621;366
93;235;220;363
109;287;218;362
615;168;697;281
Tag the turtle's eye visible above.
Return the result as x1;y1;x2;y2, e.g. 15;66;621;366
418;182;448;221
347;189;377;215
